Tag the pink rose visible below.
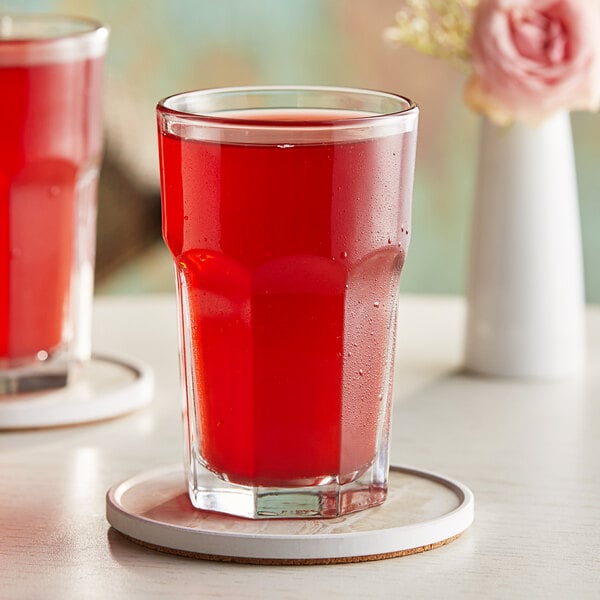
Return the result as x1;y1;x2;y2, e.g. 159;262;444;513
465;0;600;124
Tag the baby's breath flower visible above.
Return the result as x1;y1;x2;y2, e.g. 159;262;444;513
384;0;479;69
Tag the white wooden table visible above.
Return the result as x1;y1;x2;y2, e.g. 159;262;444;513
1;294;599;599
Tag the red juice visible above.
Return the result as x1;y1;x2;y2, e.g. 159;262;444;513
159;108;416;486
0;50;104;364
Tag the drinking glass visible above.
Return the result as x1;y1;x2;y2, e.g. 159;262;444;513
0;14;108;393
157;86;418;518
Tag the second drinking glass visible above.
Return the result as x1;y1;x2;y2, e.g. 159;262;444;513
157;86;418;518
0;13;108;393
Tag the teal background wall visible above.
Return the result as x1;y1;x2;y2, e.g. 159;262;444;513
3;0;599;301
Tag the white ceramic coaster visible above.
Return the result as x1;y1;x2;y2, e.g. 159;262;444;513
0;353;153;429
106;464;474;564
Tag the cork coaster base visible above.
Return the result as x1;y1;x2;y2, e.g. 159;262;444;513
118;531;463;565
0;353;153;430
106;465;474;564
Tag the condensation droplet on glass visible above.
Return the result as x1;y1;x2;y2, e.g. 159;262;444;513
373;301;380;308
358;369;364;376
184;215;189;221
340;251;348;259
37;350;48;361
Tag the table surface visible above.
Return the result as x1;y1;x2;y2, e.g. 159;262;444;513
1;294;599;599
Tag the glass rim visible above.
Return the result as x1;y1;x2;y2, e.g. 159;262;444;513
157;85;418;128
0;12;109;65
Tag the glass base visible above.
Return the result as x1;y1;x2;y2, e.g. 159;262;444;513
0;357;71;394
188;460;388;519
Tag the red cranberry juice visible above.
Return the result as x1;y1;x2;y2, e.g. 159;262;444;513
159;109;415;485
0;56;104;362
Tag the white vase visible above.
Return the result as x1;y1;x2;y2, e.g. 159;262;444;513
464;111;585;379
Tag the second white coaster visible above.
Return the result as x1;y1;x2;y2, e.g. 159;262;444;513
106;464;474;564
0;353;154;430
